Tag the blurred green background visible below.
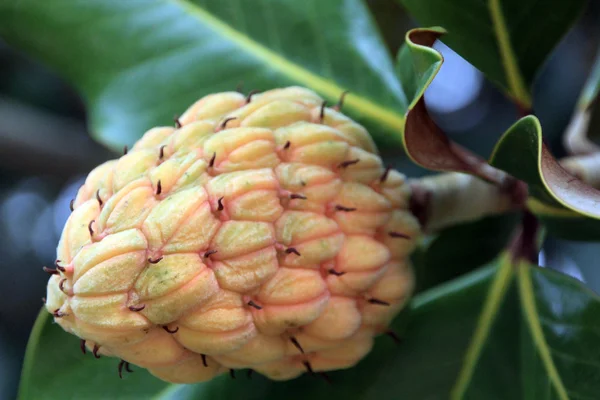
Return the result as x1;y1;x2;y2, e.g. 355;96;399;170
0;1;599;398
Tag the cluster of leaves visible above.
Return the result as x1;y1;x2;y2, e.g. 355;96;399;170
1;0;600;398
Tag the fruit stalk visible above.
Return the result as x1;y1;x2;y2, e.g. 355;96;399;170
409;172;521;232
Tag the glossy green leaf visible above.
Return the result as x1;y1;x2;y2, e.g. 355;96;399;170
399;0;586;108
530;201;600;241
518;264;600;400
452;255;600;400
412;212;520;292
0;0;407;150
489;116;600;239
19;310;169;399
396;28;444;110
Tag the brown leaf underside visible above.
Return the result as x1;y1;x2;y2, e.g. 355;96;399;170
404;30;505;185
541;142;600;216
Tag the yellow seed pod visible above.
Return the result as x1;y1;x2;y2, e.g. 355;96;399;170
46;86;420;383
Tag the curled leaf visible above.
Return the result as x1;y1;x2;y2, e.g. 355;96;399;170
490;116;600;220
399;28;509;185
400;0;586;109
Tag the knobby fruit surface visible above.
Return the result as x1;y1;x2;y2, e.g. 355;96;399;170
45;87;420;383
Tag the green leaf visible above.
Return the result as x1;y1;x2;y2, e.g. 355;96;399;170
413;212;520;292
489;116;600;239
399;0;586;108
398;28;508;184
451;254;600;399
520;261;600;399
530;202;600;241
0;0;406;150
18;310;169;399
396;27;445;110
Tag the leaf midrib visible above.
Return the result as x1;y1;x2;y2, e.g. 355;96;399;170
518;265;569;400
450;255;514;399
449;256;571;400
488;0;531;107
171;0;405;133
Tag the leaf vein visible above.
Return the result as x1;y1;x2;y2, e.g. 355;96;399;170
169;0;405;132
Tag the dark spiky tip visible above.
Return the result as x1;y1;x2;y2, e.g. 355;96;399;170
380;166;391;183
69;199;75;211
204;249;218;258
43;266;58;275
209;152;216;168
290;336;304;354
285;247;301;256
230;369;236;379
148;256;163;264
220;117;237;130
247;300;262;310
96;189;103;206
128;304;146;312
55;260;65;272
386;330;402;345
337;159;360;169
334;90;350;111
80;339;87;355
174;115;182;129
368;298;390;306
201;354;208;367
88;220;95;237
159;144;167;160
302;360;314;375
389;231;410;239
319;101;328;123
93;344;101;359
334;205;356;212
118;359;125;379
283;141;291;150
246;90;259;104
289;193;307;200
156;180;162;196
123;145;128;155
328;269;346;276
163;325;179;334
217;196;224;211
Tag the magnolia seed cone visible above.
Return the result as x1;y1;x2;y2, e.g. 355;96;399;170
45;86;421;383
